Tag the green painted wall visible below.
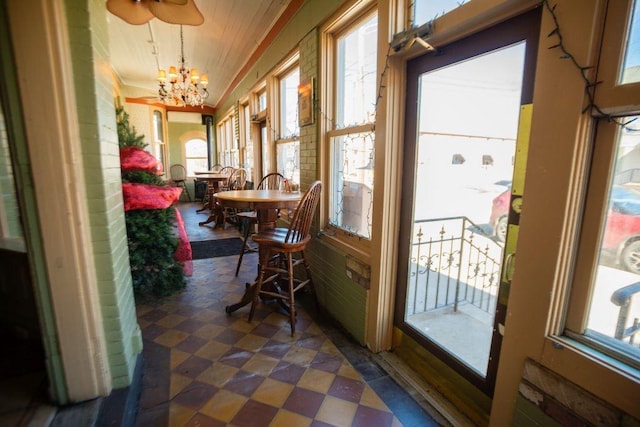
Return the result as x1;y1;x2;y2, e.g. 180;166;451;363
217;0;370;343
0;108;21;238
65;0;141;388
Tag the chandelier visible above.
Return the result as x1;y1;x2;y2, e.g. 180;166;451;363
157;25;209;107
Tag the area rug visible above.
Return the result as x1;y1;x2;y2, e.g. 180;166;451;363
190;238;243;260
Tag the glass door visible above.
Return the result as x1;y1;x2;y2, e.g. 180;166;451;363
395;9;540;394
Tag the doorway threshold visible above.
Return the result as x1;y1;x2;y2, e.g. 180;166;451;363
375;351;476;427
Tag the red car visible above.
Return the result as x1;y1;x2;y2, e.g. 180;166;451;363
489;185;640;273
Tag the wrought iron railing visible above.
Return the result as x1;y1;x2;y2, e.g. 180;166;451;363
612;281;640;346
406;217;503;317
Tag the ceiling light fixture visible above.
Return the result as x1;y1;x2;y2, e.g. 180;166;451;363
157;25;209;107
106;0;204;26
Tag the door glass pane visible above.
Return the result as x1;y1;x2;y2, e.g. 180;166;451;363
621;0;639;84
406;43;526;376
586;116;640;363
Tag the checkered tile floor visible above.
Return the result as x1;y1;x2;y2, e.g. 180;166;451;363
134;203;442;426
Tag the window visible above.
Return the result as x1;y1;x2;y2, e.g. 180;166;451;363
217;112;239;167
240;102;254;183
324;6;377;241
565;0;640;371
411;0;465;28
276;65;300;185
152;110;167;175
184;139;207;176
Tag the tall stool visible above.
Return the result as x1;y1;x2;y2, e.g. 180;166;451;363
235;172;289;276
248;181;322;336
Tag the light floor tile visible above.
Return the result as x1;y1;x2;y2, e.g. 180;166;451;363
315;395;358;427
297;367;336;394
199;389;247;423
251;378;294;407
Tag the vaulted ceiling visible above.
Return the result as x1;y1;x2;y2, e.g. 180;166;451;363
107;0;293;110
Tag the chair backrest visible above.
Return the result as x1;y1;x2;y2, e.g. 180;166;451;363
286;181;322;245
170;164;187;181
228;168;247;190
219;166;234;176
258;172;289;191
210;164;223;172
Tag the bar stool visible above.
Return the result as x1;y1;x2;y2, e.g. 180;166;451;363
248;181;322;336
235;172;289;276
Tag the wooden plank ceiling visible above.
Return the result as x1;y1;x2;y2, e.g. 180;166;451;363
107;0;292;110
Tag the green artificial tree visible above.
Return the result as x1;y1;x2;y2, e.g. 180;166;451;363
116;106;185;297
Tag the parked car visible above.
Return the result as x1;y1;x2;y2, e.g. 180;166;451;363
489;185;640;273
489;189;510;242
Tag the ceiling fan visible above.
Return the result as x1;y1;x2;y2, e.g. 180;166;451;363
106;0;204;26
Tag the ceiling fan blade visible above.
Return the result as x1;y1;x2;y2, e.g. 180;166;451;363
106;0;154;25
157;0;189;5
148;0;204;26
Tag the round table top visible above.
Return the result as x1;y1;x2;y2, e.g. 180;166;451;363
214;189;301;203
194;172;228;179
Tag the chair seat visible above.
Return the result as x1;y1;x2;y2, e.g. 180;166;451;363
236;211;257;220
252;229;310;251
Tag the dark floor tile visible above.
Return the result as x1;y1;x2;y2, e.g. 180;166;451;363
171;381;218;410
174;355;212;379
259;340;292;359
296;334;325;351
141;309;169;323
282;386;325;418
140;323;167;341
268;361;306;385
250;322;280;338
369;377;439;427
310;351;343;374
134;402;169;427
213;328;246;345
310;421;335;427
174;318;206;333
218;347;253;368
327;375;365;403
184;413;227;427
175;335;208;354
338;344;371;366
352;360;387;381
230;399;278;427
224;370;266;397
352;404;395;427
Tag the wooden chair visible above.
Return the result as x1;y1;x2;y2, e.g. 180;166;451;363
216;166;235;191
169;164;191;201
235;172;289;276
248;181;322;336
218;168;247;228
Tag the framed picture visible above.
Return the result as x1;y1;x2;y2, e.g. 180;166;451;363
298;78;314;126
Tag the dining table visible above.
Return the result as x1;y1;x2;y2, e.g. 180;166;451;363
193;172;230;226
214;189;302;313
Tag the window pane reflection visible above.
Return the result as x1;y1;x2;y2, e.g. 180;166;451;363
621;0;640;84
413;0;464;27
588;116;640;362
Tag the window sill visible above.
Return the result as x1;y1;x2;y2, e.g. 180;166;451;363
317;230;371;265
539;335;640;418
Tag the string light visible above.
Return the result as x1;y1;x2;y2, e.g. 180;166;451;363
542;0;638;131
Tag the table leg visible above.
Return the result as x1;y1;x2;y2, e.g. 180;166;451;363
225;208;279;314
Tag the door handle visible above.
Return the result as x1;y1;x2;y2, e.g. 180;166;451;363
503;252;516;284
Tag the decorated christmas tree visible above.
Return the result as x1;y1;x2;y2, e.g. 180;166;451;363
116;106;189;297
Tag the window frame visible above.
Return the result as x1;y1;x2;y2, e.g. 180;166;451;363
183;137;208;177
274;59;300;184
320;0;378;257
542;0;640;413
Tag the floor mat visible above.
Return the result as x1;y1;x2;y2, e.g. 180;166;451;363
190;237;243;259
